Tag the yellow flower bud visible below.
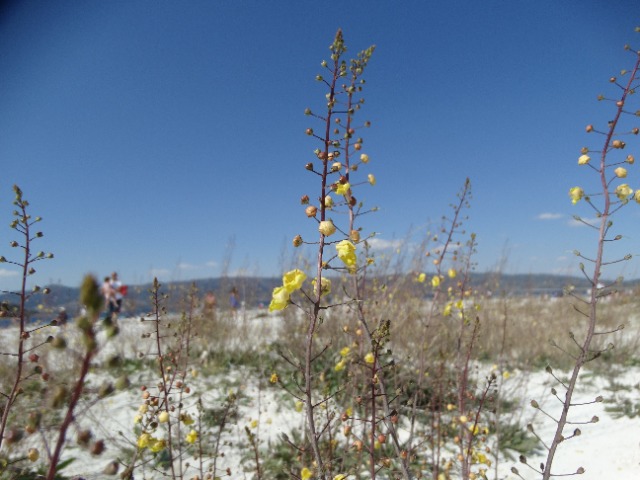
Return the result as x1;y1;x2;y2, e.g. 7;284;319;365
270;373;278;383
360;153;370;163
417;273;426;283
615;183;633;201
578;154;590;165
318;220;337;236
350;229;360;242
312;276;331;296
614;167;627;178
368;173;376;185
293;234;303;247
305;205;318;217
158;411;169;423
324;195;334;208
627;154;635;164
28;448;39;462
364;352;375;364
448;268;457;278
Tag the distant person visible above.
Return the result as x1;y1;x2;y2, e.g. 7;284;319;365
229;287;240;316
110;272;125;322
101;276;116;319
203;291;217;315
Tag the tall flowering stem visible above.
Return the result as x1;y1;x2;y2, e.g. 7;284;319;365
268;29;377;478
0;186;54;452
534;39;640;480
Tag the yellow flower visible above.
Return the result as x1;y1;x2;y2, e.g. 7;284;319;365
335;182;350;196
336;240;357;272
269;286;290;311
185;429;198;444
417;272;426;283
133;414;142;424
283;269;307;293
431;276;441;288
331;161;342;172
270;373;278;384
312;276;331;296
139;403;149;414
334;475;348;480
318;220;337;236
340;346;350;357
569;186;584;204
615;183;633;201
301;467;313;480
448;268;457;279
334;359;346;371
635;191;640;204
614;167;627;178
360;153;370;163
443;303;452;317
295;400;304;412
158;411;169;423
364;352;375;364
137;433;152;449
150;438;166;452
27;448;39;462
368;173;376;186
250;419;258;429
578;154;590;165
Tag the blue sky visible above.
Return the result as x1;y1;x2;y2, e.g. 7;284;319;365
1;1;639;290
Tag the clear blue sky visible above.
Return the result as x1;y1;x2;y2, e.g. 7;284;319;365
1;1;639;290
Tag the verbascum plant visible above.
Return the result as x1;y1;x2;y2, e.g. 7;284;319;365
268;30;379;480
516;28;640;480
0;186;55;476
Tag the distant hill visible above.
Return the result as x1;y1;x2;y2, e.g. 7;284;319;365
1;273;638;323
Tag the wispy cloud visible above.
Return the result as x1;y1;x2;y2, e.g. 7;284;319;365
0;269;18;278
367;238;403;250
537;213;564;220
177;262;201;271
